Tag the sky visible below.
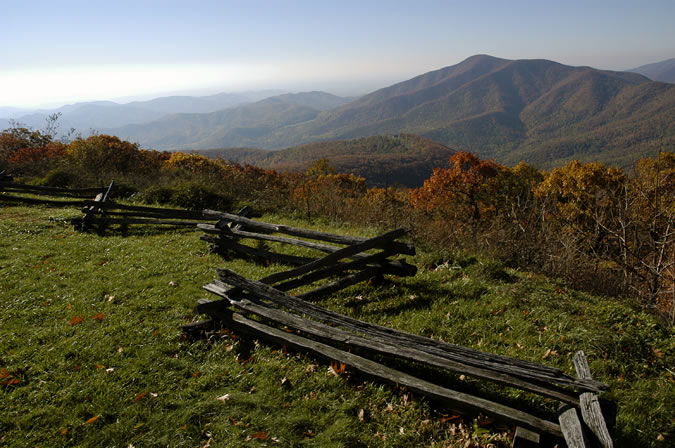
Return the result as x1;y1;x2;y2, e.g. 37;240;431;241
2;0;674;108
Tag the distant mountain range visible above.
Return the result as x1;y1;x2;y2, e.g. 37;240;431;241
198;134;455;188
107;92;353;149
629;58;675;83
3;55;674;172
0;90;284;134
101;55;674;169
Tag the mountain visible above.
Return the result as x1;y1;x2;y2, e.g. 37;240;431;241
198;134;455;188
629;58;675;83
283;55;671;168
123;90;284;115
0;90;283;135
0;107;33;119
109;92;353;149
104;55;674;169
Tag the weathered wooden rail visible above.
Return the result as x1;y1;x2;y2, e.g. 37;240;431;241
0;179;108;207
71;182;219;232
187;217;614;446
198;209;417;285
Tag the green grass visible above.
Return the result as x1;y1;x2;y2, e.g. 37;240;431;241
1;204;673;447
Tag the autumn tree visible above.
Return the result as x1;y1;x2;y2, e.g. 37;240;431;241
293;159;366;221
409;151;503;244
67;135;143;185
0;127;54;172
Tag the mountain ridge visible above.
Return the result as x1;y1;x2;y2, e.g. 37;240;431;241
629;58;675;83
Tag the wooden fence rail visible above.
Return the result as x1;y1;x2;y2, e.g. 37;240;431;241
0;179;109;207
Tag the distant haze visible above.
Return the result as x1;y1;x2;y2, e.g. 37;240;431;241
2;0;674;109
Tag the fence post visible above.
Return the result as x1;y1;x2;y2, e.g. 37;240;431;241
81;180;115;232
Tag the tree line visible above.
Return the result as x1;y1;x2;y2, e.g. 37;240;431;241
1;127;672;324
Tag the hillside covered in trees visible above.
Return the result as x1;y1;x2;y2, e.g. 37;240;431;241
198;134;456;187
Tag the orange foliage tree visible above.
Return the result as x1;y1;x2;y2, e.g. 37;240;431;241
0;127;54;172
409;151;503;244
8;142;68;177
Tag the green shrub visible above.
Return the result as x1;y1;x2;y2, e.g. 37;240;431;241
141;182;233;211
39;168;79;187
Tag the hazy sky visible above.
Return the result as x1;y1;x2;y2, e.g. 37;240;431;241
2;0;674;108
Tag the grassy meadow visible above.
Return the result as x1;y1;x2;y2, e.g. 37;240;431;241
0;203;673;447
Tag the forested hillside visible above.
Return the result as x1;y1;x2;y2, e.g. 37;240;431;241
199;134;456;187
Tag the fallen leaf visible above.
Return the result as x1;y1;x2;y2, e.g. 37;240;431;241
95;363;105;369
216;393;231;402
657;434;665;441
105;368;114;373
83;415;100;425
440;414;461;424
135;392;147;401
179;425;187;430
384;403;395;413
169;281;177;287
192;371;200;378
542;349;551;359
92;312;105;321
328;362;347;376
419;419;431;429
69;316;84;326
303;431;314;438
357;408;365;422
280;377;291;388
250;431;269;440
134;423;144;429
477;416;495;427
653;348;665;358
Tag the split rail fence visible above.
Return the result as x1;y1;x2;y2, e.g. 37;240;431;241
72;186;217;232
189;212;614;447
1;175;614;446
0;173;109;208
